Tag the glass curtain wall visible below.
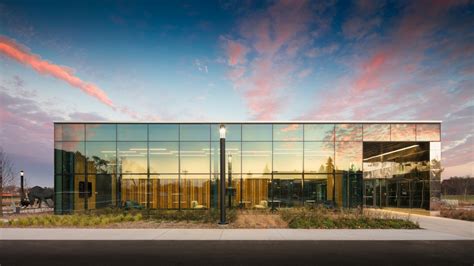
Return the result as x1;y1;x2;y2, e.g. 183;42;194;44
54;122;441;213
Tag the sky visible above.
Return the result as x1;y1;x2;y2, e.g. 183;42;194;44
0;0;473;187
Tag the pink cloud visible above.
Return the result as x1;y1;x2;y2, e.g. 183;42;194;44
224;38;248;66
224;0;321;120
0;35;114;107
301;0;473;176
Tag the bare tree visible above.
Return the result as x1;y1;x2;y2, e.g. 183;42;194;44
0;147;16;216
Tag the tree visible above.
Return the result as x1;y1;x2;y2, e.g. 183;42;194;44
0;147;16;217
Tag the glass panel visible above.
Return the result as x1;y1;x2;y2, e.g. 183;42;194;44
304;174;331;204
118;142;148;173
417;124;440;141
272;174;303;208
211;124;241;141
149;142;179;173
273;124;303;141
363;124;390;141
181;174;210;209
56;174;76;213
273;142;303;173
180;142;210;173
86;142;116;175
149;124;179;141
150;175;179;209
55;124;84;141
180;124;210;141
391;124;416;141
55;142;86;173
335;124;362;141
242;142;272;174
430;142;441;211
86;124;116;141
88;174;117;209
304;142;335;173
335;142;362;172
304;124;334;141
117;124;147;141
241;173;271;208
121;175;148;208
211;142;241;173
242;124;272;141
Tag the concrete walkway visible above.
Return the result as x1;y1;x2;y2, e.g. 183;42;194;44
1;209;471;241
1;228;471;241
366;209;473;238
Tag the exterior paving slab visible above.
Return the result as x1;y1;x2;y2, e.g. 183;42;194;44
1;228;471;241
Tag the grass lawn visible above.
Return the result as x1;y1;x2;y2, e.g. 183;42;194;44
2;207;419;229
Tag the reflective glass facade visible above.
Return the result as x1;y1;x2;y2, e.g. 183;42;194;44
54;122;442;213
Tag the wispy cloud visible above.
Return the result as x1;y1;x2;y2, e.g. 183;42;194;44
0;35;114;107
223;0;330;120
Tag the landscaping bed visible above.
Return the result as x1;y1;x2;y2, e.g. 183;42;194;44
2;207;419;229
280;207;419;229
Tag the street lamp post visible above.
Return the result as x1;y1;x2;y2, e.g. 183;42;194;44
218;124;227;225
228;154;232;208
20;170;25;206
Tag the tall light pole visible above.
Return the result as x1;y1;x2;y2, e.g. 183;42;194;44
228;154;232;208
20;170;25;205
218;124;227;225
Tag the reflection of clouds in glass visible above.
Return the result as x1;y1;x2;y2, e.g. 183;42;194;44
55;124;85;141
363;124;390;141
273;142;302;173
335;124;362;141
304;124;334;141
417;124;440;141
391;124;416;141
304;142;334;173
335;142;362;171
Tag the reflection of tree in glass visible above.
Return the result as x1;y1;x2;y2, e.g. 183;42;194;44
91;156;110;173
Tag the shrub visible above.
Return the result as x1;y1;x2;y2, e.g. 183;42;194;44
440;208;474;221
280;207;419;229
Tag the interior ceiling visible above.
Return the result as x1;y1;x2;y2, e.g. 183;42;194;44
363;142;429;159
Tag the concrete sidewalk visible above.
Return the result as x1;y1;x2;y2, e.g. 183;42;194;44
1;228;472;240
367;209;473;238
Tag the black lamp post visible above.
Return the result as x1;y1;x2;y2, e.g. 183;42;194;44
20;170;26;206
218;124;227;225
228;154;232;208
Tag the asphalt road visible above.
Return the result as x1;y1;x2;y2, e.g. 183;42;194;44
0;240;472;266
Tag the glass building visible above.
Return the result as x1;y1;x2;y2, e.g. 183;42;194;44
54;122;441;214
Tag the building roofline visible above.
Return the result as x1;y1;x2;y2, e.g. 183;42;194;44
54;120;442;124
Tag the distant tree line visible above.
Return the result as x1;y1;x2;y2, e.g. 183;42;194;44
442;177;473;195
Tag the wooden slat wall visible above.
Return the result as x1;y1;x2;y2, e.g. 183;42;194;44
121;179;147;206
242;179;269;207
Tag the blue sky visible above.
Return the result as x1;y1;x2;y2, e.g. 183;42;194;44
0;0;473;186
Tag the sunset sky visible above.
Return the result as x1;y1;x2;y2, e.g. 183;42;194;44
0;0;473;187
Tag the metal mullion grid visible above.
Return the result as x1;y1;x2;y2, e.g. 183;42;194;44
147;124;150;210
271;124;274;207
302;124;305;204
178;125;181;211
209;124;211;209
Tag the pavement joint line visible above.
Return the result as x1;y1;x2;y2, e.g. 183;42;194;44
152;229;170;240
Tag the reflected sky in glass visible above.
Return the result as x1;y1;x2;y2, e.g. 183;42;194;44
273;124;303;141
149;124;179;141
273;142;303;173
417;124;441;141
180;142;210;173
117;124;147;141
86;124;116;141
335;142;362;171
85;141;116;174
304;124;334;141
180;124;210;141
363;124;390;141
149;142;179;173
304;142;334;173
118;142;147;173
335;124;362;141
242;124;272;141
391;124;416;141
242;142;272;173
